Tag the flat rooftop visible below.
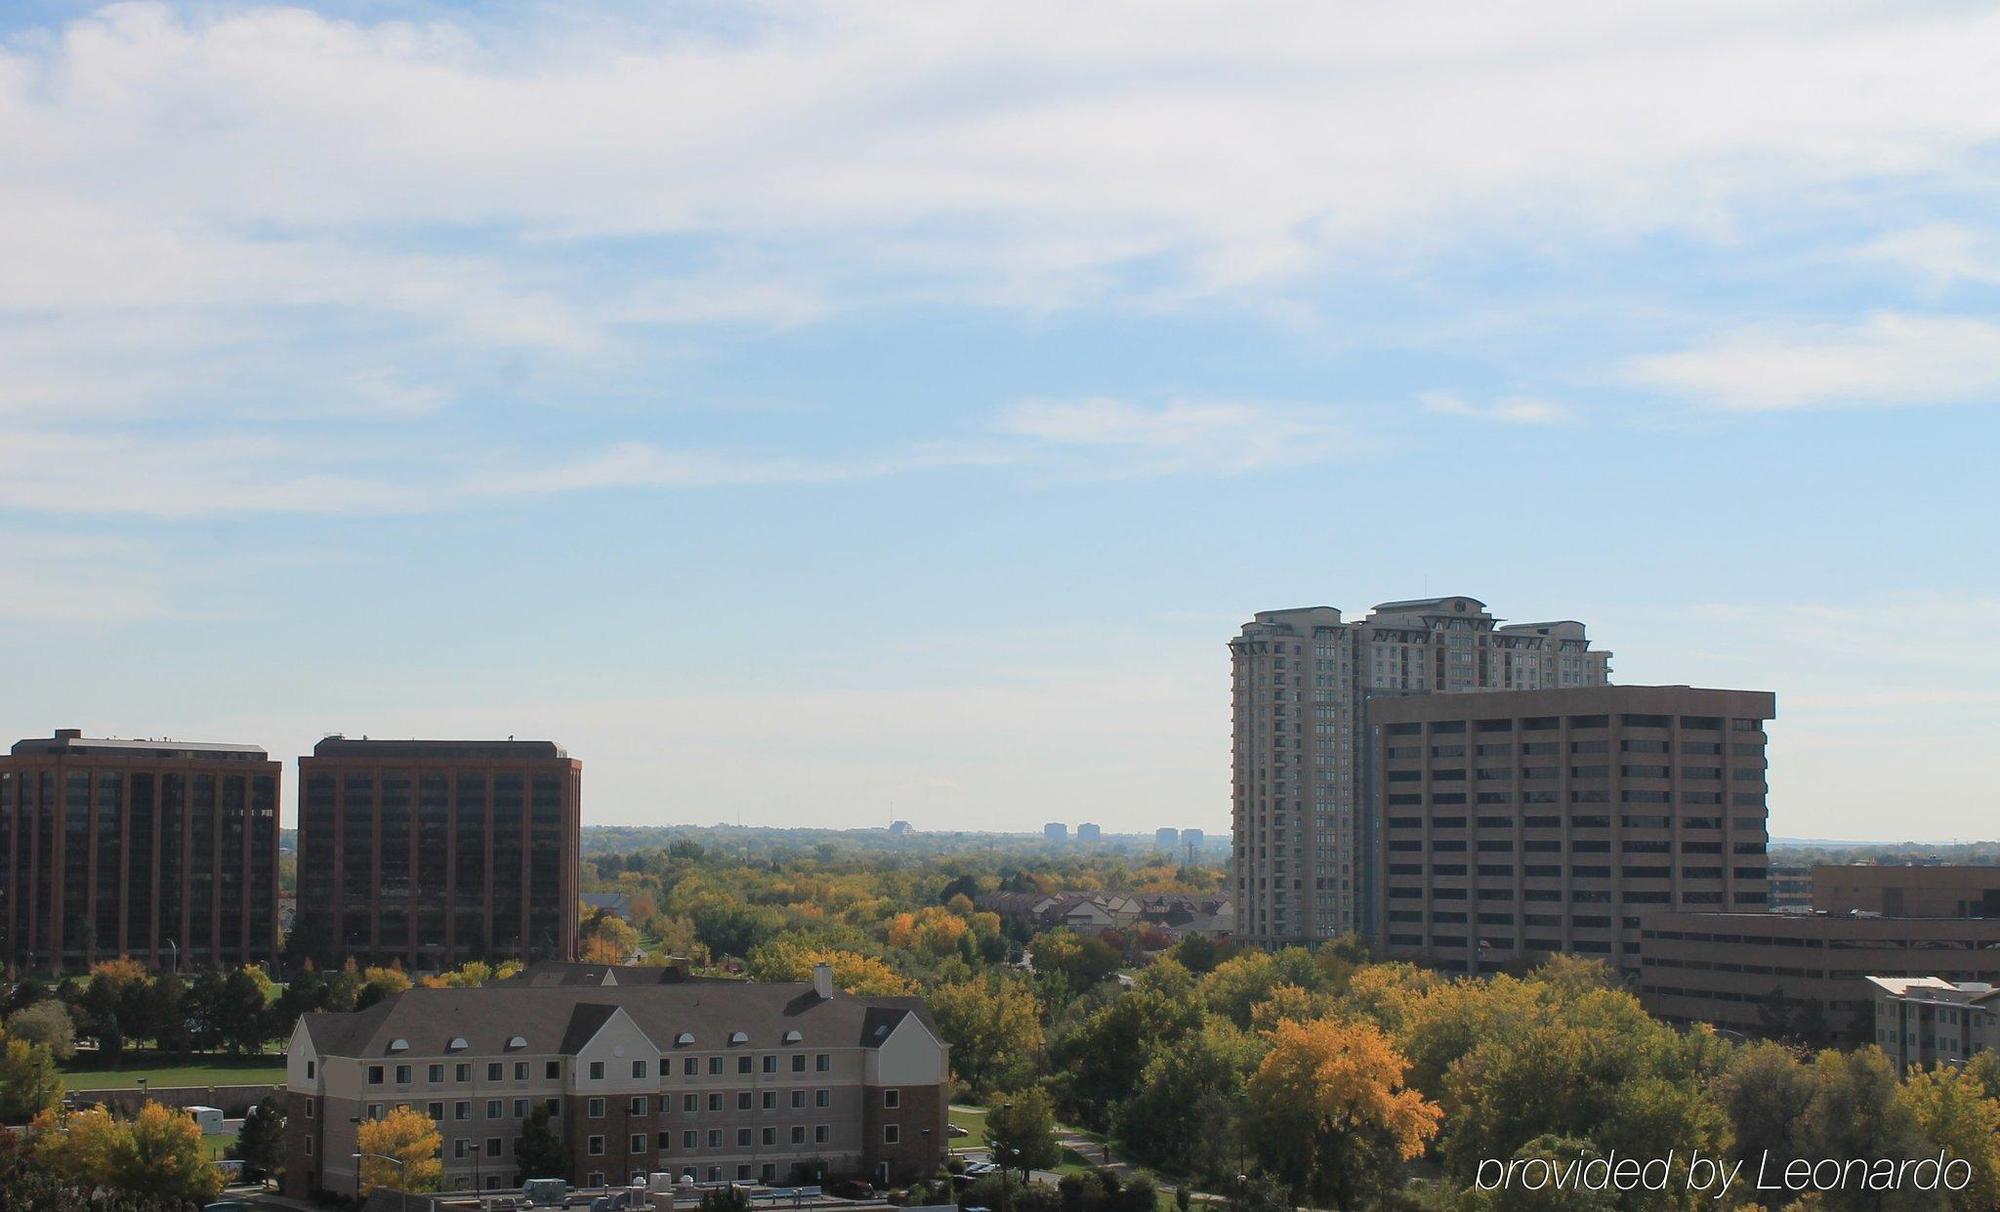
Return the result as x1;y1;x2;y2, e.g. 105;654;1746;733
9;730;270;761
309;736;569;760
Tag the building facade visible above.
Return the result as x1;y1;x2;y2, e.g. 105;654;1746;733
1868;976;2000;1073
0;730;280;973
1813;865;2000;919
283;964;949;1197
294;738;580;970
1231;597;1614;946
1638;912;2000;1039
1367;686;1775;976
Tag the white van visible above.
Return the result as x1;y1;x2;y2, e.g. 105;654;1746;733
185;1105;225;1134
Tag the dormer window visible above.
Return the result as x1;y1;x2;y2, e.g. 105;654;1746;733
675;1032;695;1047
506;1035;528;1050
448;1037;470;1052
388;1039;409;1053
728;1031;749;1046
782;1030;802;1044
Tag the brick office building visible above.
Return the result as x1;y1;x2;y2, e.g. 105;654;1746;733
283;963;949;1197
293;738;580;969
1367;685;1776;977
0;729;281;973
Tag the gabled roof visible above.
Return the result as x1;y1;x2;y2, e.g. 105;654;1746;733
298;980;939;1060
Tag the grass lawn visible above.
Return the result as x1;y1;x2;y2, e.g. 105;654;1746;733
948;1106;990;1148
61;1055;286;1091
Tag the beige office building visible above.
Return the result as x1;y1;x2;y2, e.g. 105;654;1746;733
1639;912;2000;1040
1813;865;2000;919
1368;685;1775;975
1869;976;2000;1073
1230;596;1612;945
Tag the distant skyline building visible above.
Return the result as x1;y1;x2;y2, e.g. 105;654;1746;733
1369;685;1775;976
1076;822;1101;842
1043;822;1068;842
1231;596;1613;946
1155;827;1180;851
293;737;581;970
0;729;282;973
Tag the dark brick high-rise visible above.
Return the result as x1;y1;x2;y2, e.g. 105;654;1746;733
0;729;281;974
293;738;580;969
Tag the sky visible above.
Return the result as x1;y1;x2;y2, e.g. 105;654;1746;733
3;2;1999;840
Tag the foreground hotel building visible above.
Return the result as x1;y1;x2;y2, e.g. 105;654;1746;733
294;738;581;969
1367;686;1776;976
1230;597;1612;945
0;730;281;973
283;963;949;1197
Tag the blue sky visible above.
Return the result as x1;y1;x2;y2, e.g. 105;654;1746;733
4;1;1998;838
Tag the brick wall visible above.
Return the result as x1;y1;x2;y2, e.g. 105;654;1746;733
860;1083;946;1185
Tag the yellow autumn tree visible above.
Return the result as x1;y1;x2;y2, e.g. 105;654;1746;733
31;1102;221;1203
1246;1017;1442;1209
885;906;969;956
356;1106;444;1194
117;1101;225;1202
32;1105;125;1187
745;942;913;996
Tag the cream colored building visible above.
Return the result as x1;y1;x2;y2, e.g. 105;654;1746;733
1230;596;1611;945
1869;976;2000;1073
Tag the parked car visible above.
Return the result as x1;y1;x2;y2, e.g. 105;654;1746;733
947;1124;970;1138
828;1179;877;1200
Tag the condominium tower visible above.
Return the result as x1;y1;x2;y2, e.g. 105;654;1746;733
293;737;581;970
0;729;281;973
1230;596;1611;946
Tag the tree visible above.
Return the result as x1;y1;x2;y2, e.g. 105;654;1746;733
1718;1040;1814;1168
1052;988;1203;1128
0;1028;65;1121
357;1106;444;1193
6;1000;77;1061
32;1105;126;1186
1116;1019;1259;1183
514;1103;567;1182
989;1088;1061;1181
1030;930;1121;989
217;967;272;1053
745;942;913;995
699;1186;753;1212
930;973;1044;1096
146;973;191;1055
116;1102;226;1203
1245;1017;1441;1208
1901;1065;2000;1212
231;1095;288;1183
30;1101;222;1204
1796;1046;1928;1202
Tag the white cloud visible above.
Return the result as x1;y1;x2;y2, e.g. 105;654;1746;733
1850;223;2000;292
995;398;1357;476
8;1;2000;315
1625;312;2000;410
1419;391;1572;424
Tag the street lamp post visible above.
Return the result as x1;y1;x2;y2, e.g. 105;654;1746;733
355;1151;412;1212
